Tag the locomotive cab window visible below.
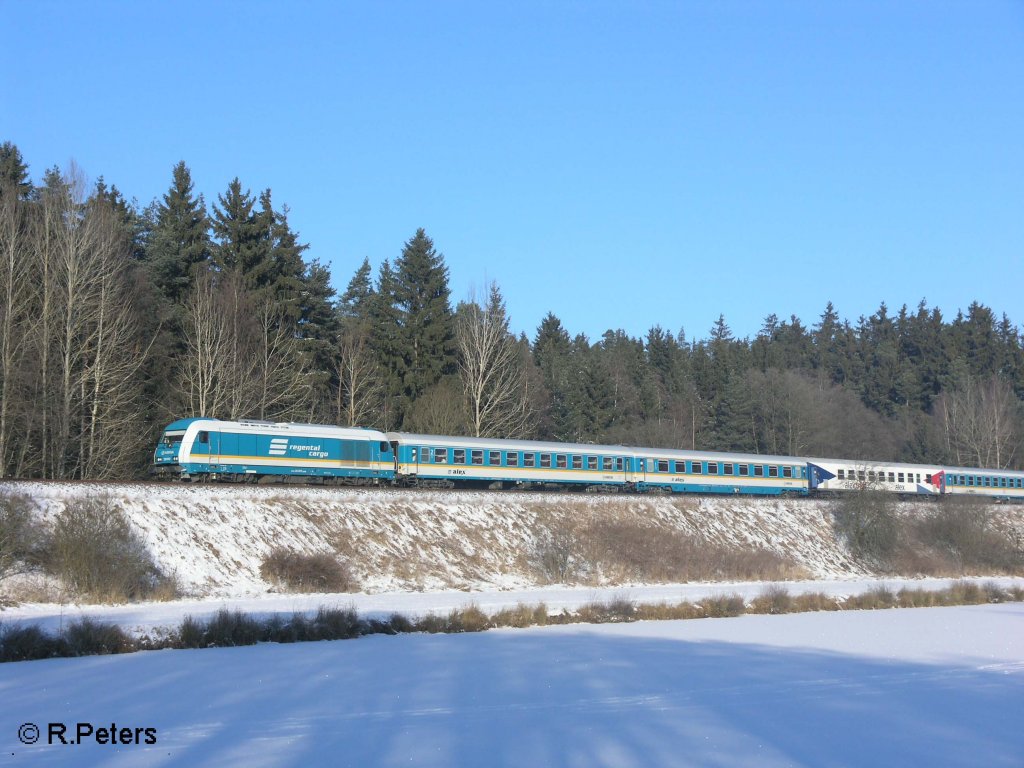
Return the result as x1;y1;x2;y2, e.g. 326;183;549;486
197;431;209;444
380;441;391;454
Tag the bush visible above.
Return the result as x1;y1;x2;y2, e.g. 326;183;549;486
532;524;582;583
750;584;792;615
833;488;900;564
699;594;746;618
0;623;66;662
63;618;133;656
260;548;358;593
915;498;1021;573
47;496;172;602
201;609;263;647
0;492;45;584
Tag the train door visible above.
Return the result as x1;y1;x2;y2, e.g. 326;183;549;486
623;455;638;486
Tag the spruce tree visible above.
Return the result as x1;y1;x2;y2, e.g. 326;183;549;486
393;229;455;414
146;161;211;304
0;142;32;200
210;178;265;279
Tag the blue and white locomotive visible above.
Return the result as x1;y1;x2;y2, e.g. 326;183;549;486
152;417;394;483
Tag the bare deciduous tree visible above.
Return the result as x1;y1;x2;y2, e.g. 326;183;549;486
455;282;530;438
334;323;383;427
937;374;1020;468
0;178;33;476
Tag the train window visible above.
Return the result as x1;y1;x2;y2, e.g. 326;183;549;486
541;454;552;468
768;466;778;478
556;455;567;469
489;451;501;466
471;450;484;465
692;462;703;474
572;456;583;470
739;465;749;476
380;441;391;453
707;462;719;474
673;460;685;473
433;448;447;463
967;476;974;486
867;471;876;482
454;449;466;464
983;477;991;487
783;466;793;478
887;472;895;482
898;472;904;483
602;456;613;471
723;464;734;476
616;458;624;471
587;456;598;470
837;469;845;479
523;453;535;467
657;460;669;473
507;452;519;467
754;465;764;477
197;431;209;444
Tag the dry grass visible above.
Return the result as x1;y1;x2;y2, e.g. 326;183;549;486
259;548;358;593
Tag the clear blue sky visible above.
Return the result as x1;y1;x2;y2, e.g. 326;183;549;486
3;1;1022;342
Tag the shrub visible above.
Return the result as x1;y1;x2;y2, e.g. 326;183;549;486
832;488;900;564
310;606;362;640
491;602;549;628
915;498;1021;573
750;584;792;615
260;548;358;593
0;623;66;662
63;618;133;656
532;524;582;584
699;594;746;618
47;496;172;602
201;609;262;647
0;492;45;584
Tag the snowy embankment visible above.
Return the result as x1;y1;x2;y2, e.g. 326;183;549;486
3;604;1023;767
5;481;886;596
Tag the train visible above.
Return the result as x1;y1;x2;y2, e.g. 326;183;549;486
151;417;1024;501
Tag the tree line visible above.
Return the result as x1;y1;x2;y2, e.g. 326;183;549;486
1;140;1021;478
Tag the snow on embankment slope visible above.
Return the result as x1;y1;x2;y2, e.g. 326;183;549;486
8;482;1022;598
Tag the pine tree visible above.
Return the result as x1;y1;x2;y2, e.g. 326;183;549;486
210;178;264;279
146;162;211;304
0;142;32;201
393;229;455;416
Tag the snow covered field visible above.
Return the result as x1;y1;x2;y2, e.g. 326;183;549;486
3;602;1022;767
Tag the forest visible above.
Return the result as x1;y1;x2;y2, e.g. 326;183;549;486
1;140;1022;479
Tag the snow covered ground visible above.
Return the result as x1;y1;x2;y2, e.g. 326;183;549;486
3;603;1022;767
